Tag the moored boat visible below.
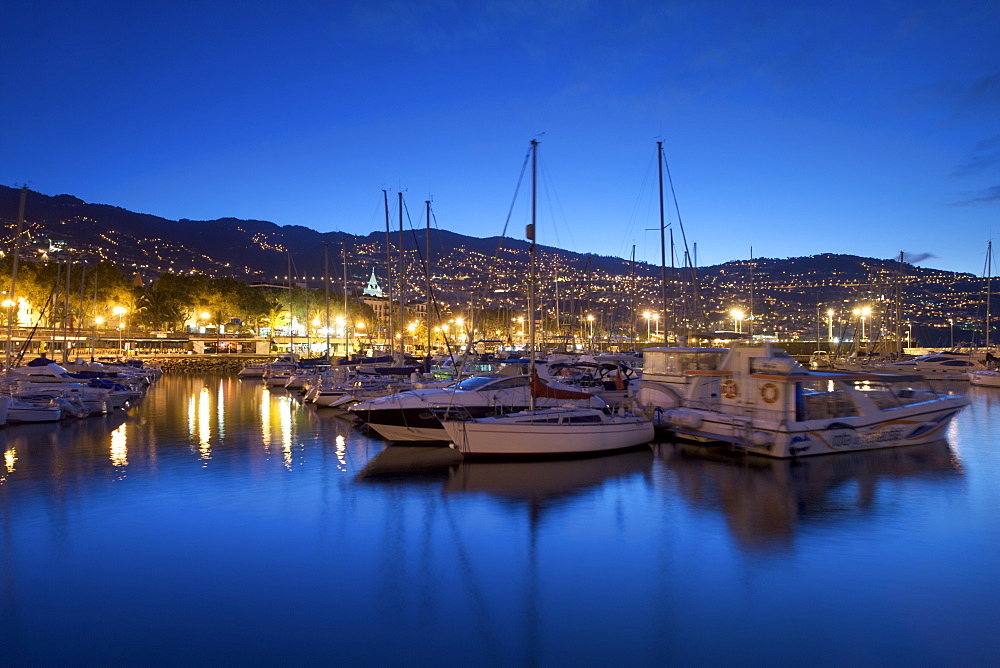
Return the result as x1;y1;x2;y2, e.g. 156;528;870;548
645;340;968;458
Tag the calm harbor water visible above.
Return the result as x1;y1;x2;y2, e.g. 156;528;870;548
1;373;998;665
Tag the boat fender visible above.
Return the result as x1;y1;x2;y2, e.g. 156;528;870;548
618;399;632;415
749;431;773;447
666;409;702;429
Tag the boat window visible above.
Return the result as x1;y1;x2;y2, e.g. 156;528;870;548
561;414;603;424
794;380;859;420
849;379;940;410
941;361;974;367
455;376;501;391
480;376;529;391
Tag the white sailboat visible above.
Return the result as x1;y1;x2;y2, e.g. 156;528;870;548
441;141;653;457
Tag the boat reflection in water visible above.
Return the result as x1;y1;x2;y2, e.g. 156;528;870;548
652;439;962;550
359;445;654;503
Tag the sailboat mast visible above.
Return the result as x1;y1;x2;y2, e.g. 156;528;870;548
657;141;668;343
324;242;331;356
748;246;754;338
5;186;26;371
630;244;636;344
895;251;903;358
398;191;405;359
382;190;394;356
287;252;294;354
528;140;538;411
343;243;350;356
425;200;432;359
987;241;992;349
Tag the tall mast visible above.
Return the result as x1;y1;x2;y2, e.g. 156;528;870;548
62;253;72;364
287;252;294;354
630;244;636;344
987;241;993;349
425;200;432;359
895;251;903;358
398;191;405;359
554;264;560;339
5;186;26;372
748;246;754;338
528;140;538;411
324;242;331;356
382;190;394;356
343;243;350;356
657;141;668;343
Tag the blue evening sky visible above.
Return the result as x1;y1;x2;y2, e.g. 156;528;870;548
2;1;998;275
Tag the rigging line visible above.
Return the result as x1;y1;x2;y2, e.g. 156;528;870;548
620;150;658;261
396;201;459;364
661;148;706;324
15;287;56;366
464;146;533;347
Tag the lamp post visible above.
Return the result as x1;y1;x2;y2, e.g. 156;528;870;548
356;321;366;355
587;314;595;345
852;306;871;344
907;321;913;349
200;311;212;353
407;321;418;353
335;316;346;355
827;309;835;342
652;312;660;339
731;309;744;334
113;306;127;355
643;311;652;341
94;316;104;358
949;318;954;348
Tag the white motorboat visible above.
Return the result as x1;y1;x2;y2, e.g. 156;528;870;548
652;340;968;458
968;370;1000;387
350;371;605;442
443;405;653;458
7;394;81;421
879;350;991;378
809;351;834;369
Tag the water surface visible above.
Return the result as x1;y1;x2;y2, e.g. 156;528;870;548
1;374;998;665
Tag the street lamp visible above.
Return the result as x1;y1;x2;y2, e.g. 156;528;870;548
407;321;418;353
652;312;660;339
94;316;104;358
643;311;652;341
949;318;954;348
731;309;744;334
827;309;835;342
852;306;871;342
587;314;595;343
113;306;127;355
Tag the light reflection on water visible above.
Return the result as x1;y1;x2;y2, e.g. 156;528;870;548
0;374;996;665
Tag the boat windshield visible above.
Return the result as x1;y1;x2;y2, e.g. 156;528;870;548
454;376;503;391
850;378;941;410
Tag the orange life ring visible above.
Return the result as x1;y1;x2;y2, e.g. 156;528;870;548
721;379;738;399
760;382;779;404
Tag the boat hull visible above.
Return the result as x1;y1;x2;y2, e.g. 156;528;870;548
443;411;654;457
666;398;966;458
969;371;1000;387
